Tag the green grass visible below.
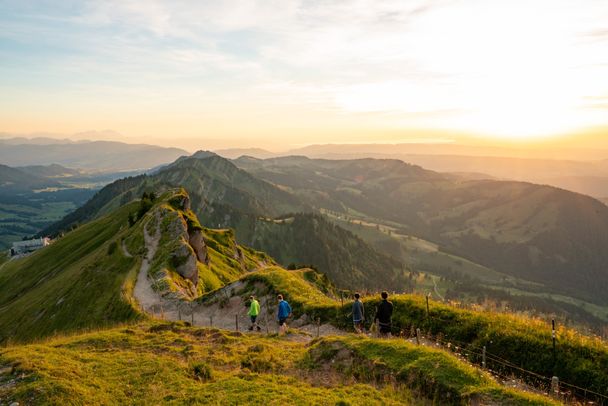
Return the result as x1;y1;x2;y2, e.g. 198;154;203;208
337;295;608;397
0;195;90;250
0;188;280;344
0;201;144;344
0;321;559;405
198;265;608;398
306;336;557;405
212;266;341;322
0;322;414;405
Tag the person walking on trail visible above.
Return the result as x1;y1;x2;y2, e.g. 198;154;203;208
248;295;261;332
352;293;365;333
277;294;292;335
374;291;393;337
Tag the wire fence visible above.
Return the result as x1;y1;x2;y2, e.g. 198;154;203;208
369;314;608;405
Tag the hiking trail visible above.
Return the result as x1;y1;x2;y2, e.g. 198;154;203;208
132;214;341;339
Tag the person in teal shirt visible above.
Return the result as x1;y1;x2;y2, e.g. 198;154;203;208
248;295;261;331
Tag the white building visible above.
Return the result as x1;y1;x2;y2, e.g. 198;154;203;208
10;237;50;256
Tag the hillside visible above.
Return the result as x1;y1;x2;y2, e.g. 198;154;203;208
40;154;405;291
17;163;81;178
0;164;61;192
0;189;272;344
234;156;608;305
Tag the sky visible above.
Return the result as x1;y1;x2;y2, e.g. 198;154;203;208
1;0;608;151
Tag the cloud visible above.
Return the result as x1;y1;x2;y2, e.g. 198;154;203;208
1;0;608;138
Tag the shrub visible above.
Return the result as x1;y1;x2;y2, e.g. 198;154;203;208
191;361;213;381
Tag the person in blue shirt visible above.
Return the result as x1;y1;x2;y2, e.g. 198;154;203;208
277;294;292;335
352;293;365;333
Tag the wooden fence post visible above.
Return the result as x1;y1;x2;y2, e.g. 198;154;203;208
264;299;270;334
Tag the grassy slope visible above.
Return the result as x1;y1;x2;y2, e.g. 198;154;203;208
0;201;143;344
0;188;278;344
307;336;555;405
0;321;556;405
206;268;608;398
347;295;608;397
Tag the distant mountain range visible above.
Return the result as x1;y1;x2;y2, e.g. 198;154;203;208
0;139;188;171
214;143;608;198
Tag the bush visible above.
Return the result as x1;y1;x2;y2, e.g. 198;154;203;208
191;361;213;381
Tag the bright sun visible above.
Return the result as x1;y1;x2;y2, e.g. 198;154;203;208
335;1;606;141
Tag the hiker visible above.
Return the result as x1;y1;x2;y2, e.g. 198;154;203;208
277;294;292;335
352;293;365;333
374;291;393;337
248;295;261;331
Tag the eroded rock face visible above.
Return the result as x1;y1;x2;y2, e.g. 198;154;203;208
189;229;209;265
161;207;208;286
171;242;199;284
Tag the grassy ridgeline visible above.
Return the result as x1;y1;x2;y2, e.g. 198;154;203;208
306;336;556;405
0;321;558;405
201;266;608;398
0;188;283;345
364;295;608;398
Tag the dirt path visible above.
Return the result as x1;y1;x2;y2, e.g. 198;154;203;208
131;214;345;339
133;215;168;316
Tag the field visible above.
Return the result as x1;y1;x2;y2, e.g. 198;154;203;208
0;188;94;249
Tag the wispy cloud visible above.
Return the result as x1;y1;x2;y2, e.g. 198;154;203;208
1;0;607;140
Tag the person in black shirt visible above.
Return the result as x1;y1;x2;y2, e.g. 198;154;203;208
374;291;393;337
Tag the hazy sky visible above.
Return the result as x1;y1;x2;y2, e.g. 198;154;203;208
1;0;607;150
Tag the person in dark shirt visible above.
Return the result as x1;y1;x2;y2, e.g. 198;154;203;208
374;291;393;337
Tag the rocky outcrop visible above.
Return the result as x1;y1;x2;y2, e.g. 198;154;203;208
159;199;209;286
171;242;198;284
189;229;209;265
169;192;191;212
